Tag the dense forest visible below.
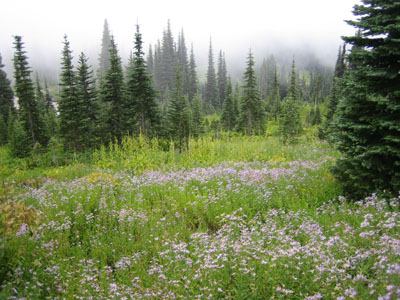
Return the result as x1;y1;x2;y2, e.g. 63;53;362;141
0;0;399;298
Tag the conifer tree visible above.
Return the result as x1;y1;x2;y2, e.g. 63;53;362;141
160;20;176;95
177;29;190;95
205;39;218;110
99;36;126;142
42;79;57;139
191;93;203;137
332;0;400;198
217;51;227;109
0;53;14;127
188;45;198;102
237;50;265;135
279;58;302;144
221;78;235;131
126;24;160;137
13;36;46;147
58;35;83;151
319;45;347;139
76;52;98;148
269;67;281;121
168;67;191;150
98;19;112;82
147;44;154;75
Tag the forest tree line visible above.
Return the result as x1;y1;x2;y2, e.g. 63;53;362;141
1;0;398;200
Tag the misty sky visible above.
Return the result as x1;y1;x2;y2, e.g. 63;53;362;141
1;0;360;77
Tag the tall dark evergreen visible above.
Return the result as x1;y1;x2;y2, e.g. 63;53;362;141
319;45;347;140
332;0;400;199
126;24;160;137
76;52;98;148
217;51;227;109
188;45;198;102
58;35;83;151
205;39;218;110
99;36;126;142
13;36;46;147
43;79;57;139
221;78;235;131
0;53;14;126
191;93;203;137
98;19;112;82
237;50;265;135
159;20;176;95
177;29;190;96
269;67;281;121
168;67;191;150
279;58;302;144
147;44;154;75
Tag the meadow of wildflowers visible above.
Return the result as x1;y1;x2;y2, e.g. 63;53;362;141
0;137;399;299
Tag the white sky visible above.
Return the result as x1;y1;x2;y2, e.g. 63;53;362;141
0;0;360;76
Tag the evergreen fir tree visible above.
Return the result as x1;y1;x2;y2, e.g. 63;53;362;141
58;35;83;151
0;53;14;125
221;78;235;131
168;67;191;150
159;20;176;95
76;52;99;148
147;44;154;75
313;105;321;125
8;116;30;158
205;39;218;110
0;114;7;145
237;50;265;135
13;36;46;147
217;51;227;109
279;58;302;144
126;24;160;137
269;67;281;121
42;79;57;139
99;36;126;142
191;93;203;137
332;0;400;199
177;29;190;96
98;19;112;82
319;45;347;139
188;45;198;102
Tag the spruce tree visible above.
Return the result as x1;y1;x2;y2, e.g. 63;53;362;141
126;24;160;137
217;51;227;109
147;44;154;75
191;93;203;137
159;20;176;95
99;36;126;142
279;58;302;144
319;45;347;139
98;19;112;82
221;78;235;131
205;39;218;110
58;35;83;151
237;50;265;135
177;29;190;96
269;67;281;121
13;36;46;147
168;67;191;150
0;53;14;125
332;0;400;199
188;45;198;102
76;52;98;148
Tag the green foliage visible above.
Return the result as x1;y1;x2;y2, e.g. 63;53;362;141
237;50;265;135
13;36;47;148
205;39;218;110
97;19;112;82
168;68;191;150
332;0;400;199
99;36;126;143
279;59;302;144
126;25;160;137
221;78;235;131
0;53;14;124
191;93;204;137
8;117;31;158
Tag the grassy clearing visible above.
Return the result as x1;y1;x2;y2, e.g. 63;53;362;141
0;136;399;299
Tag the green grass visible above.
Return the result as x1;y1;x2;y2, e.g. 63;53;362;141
0;136;399;299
